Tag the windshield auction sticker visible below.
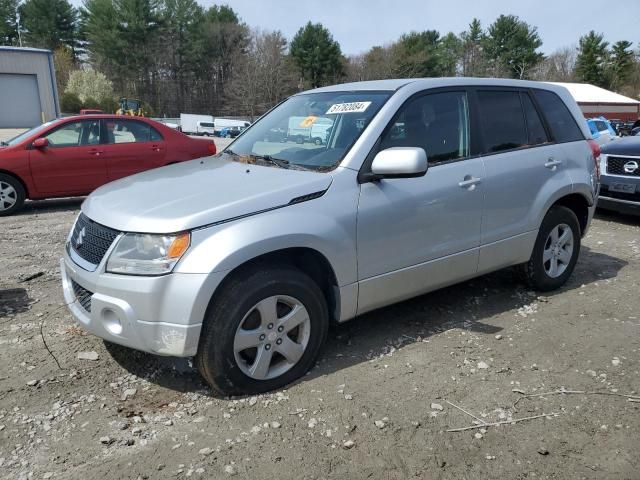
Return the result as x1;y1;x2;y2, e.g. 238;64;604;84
326;101;372;114
299;116;318;128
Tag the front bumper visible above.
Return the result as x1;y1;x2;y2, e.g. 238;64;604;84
598;171;640;216
61;249;226;357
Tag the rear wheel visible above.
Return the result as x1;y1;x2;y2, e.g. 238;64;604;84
0;174;25;216
196;265;329;396
522;206;580;291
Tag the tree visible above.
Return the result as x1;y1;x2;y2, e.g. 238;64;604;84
608;40;634;91
53;45;76;94
65;69;114;103
60;91;82;113
438;32;462;76
532;46;576;82
460;18;486;77
226;29;296;119
390;30;442;77
483;15;544;78
290;22;344;88
0;0;19;46
575;31;609;87
19;0;77;51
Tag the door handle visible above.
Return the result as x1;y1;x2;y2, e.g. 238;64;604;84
150;145;162;152
88;149;104;156
458;176;482;189
544;158;562;169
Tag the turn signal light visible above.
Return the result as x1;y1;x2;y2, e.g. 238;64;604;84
167;233;191;258
208;143;217;155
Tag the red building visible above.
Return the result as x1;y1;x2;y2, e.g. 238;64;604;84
549;82;640;122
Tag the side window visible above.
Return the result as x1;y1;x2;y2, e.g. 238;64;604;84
380;91;470;163
533;90;584;143
521;92;549;145
595;120;608;133
45;120;101;147
150;126;163;141
477;90;527;153
105;120;153;144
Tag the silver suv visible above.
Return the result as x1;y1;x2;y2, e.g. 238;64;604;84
61;78;600;395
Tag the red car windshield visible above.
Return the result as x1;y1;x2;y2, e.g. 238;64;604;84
4;121;56;146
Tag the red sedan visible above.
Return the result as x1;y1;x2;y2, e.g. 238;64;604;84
0;115;216;215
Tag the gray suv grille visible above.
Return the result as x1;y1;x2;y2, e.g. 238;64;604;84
70;214;120;266
607;156;640;177
71;279;93;313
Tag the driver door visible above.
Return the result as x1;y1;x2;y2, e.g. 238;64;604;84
29;119;108;196
356;90;485;314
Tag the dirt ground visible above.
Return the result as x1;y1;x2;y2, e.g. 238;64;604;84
0;199;639;480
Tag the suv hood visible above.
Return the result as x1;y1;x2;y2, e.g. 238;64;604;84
82;155;332;233
601;136;640;156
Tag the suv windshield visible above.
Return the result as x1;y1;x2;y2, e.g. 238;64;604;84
225;91;391;171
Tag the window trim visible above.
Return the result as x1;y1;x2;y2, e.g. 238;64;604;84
42;119;102;149
358;87;478;183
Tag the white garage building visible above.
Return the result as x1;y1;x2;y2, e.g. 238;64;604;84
549;82;640;122
0;47;59;128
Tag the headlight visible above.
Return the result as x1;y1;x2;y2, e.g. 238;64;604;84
106;232;190;276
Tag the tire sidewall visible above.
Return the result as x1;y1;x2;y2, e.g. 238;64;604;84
527;206;581;291
197;267;328;395
0;174;26;217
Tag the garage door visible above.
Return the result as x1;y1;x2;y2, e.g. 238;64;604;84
0;74;42;128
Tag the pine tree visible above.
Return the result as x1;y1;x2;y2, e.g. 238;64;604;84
19;0;77;51
575;31;609;87
290;22;344;88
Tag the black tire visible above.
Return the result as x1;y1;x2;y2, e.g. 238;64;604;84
522;206;581;291
0;173;26;217
195;265;329;396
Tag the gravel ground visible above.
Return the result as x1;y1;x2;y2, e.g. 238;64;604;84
0;201;639;480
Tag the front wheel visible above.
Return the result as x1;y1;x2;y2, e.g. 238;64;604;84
196;266;329;395
522;206;581;291
0;174;26;216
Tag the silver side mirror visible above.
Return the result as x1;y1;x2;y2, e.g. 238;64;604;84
370;147;428;179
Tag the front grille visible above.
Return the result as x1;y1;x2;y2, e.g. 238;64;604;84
607;156;640;177
600;185;640;202
71;279;93;312
70;214;120;266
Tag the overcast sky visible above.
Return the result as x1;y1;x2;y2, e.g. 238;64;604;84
73;0;640;56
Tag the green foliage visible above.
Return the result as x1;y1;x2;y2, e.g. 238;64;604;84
19;0;77;51
482;15;544;78
460;18;486;76
290;22;344;88
0;0;19;45
608;40;634;90
82;96;101;109
99;96;119;113
60;91;82;113
392;30;441;77
575;31;609;87
65;69;114;103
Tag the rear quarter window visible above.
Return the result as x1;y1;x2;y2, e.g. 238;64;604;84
533;90;584;143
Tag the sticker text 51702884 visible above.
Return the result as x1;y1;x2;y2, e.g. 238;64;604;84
326;102;372;115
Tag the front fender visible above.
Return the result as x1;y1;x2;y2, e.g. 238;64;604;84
175;196;359;287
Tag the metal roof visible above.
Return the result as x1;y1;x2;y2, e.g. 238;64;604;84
0;46;52;55
547;82;640;105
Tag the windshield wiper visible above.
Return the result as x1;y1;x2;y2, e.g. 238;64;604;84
256;155;290;169
224;150;290;169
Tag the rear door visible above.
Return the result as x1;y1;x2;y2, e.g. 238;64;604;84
474;88;571;272
29;119;107;195
102;119;166;181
